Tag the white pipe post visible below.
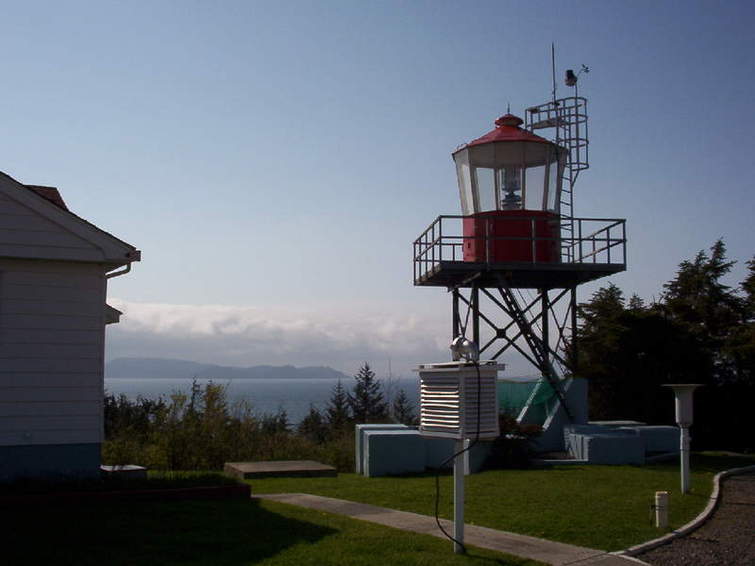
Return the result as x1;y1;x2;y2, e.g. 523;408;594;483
680;426;691;494
463;438;471;476
453;439;465;554
663;384;701;496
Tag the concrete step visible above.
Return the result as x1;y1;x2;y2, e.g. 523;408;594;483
224;460;336;479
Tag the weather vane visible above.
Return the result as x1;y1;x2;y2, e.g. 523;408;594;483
565;64;590;86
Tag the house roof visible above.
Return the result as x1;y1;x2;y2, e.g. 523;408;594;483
0;171;141;267
105;304;123;325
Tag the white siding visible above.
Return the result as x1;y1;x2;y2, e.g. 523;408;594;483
0;192;106;262
0;259;106;447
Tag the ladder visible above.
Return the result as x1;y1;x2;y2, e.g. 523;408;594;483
525;97;589;263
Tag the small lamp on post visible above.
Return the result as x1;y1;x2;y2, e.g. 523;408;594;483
663;384;702;494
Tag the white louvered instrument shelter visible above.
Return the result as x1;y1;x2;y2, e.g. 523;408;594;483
416;361;503;439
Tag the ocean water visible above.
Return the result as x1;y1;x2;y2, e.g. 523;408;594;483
104;376;420;425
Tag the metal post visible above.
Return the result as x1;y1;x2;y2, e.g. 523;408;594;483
570;286;578;373
452;289;460;340
453;438;465;554
472;286;480;347
463;438;471;476
541;289;550;368
680;427;691;494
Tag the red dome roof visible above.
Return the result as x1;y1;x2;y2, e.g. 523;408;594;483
463;113;554;149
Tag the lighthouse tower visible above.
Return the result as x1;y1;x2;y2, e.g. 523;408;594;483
413;91;627;450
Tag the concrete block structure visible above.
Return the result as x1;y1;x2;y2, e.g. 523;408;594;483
356;425;493;477
562;423;678;465
354;424;409;474
580;433;645;465
617;425;679;454
362;429;425;477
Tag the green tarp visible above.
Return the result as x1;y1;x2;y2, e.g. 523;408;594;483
497;378;558;423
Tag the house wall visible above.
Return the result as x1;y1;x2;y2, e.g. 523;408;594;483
0;258;106;480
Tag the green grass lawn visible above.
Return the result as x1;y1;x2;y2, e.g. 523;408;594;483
6;496;540;566
249;452;755;552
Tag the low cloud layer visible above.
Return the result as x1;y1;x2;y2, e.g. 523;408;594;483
106;299;450;376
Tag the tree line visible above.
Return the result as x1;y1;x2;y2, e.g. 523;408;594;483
573;240;753;451
103;363;416;471
297;363;417;444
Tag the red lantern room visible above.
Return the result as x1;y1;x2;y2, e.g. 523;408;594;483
453;113;567;263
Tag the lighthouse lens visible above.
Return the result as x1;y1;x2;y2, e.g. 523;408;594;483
500;167;522;210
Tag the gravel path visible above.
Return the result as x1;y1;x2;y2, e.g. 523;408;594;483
638;473;755;566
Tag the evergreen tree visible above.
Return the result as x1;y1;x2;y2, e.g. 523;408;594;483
573;283;628;378
742;257;755;317
661;239;743;382
276;409;290;433
627;294;645;312
325;379;352;433
721;256;755;386
298;404;328;444
347;363;388;423
572;241;754;450
661;244;754;450
573;283;704;423
260;408;290;435
580;283;626;323
391;389;417;426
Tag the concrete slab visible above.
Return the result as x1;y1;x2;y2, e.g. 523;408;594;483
258;493;647;566
100;465;148;479
224;460;336;479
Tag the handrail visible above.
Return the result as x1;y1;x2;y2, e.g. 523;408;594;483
578;243;619;261
577;220;624;241
413;214;626;282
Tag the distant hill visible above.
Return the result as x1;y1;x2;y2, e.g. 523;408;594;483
105;357;348;380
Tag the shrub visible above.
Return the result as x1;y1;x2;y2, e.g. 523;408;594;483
484;414;542;469
103;380;355;472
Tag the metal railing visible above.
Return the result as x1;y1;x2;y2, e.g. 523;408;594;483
413;214;626;283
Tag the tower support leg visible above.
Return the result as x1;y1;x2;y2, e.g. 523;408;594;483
541;288;550;369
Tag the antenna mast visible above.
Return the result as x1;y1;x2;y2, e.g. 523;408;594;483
551;43;557;104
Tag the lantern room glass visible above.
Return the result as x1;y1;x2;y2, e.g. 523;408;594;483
453;142;564;216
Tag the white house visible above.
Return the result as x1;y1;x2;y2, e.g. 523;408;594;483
0;172;140;480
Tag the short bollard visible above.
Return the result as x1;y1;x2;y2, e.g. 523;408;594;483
654;491;669;528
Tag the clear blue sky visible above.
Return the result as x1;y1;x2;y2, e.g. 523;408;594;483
2;1;753;375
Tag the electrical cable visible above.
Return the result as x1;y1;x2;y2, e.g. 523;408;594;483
433;359;482;554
